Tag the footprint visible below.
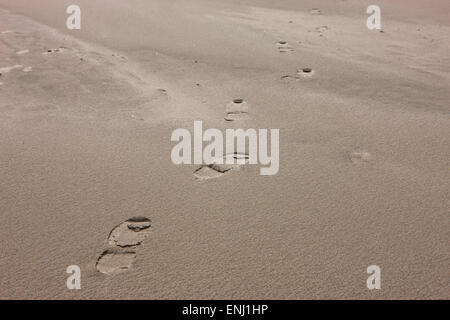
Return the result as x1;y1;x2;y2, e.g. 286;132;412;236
95;216;152;275
193;166;225;180
280;75;299;82
194;152;249;180
297;67;315;78
16;49;29;55
42;47;66;55
276;41;294;53
224;99;249;121
131;88;169;122
95;249;136;275
348;150;372;165
314;26;329;34
112;53;127;61
108;216;152;247
281;68;314;82
310;8;322;15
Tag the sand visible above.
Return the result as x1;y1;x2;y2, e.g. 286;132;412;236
0;0;449;299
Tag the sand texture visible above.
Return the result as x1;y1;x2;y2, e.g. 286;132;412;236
0;0;449;299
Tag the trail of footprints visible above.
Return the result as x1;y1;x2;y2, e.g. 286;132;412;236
192;98;251;180
192;8;328;180
95;217;152;275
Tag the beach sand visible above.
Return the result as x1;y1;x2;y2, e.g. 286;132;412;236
0;0;449;299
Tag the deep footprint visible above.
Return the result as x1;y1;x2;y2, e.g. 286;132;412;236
108;217;152;247
298;68;315;77
95;249;136;275
224;99;249;121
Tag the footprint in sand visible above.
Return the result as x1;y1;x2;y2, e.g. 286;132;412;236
16;49;29;55
348;150;372;165
108;216;152;247
298;67;315;78
276;41;294;53
194;152;249;180
280;74;300;82
310;8;322;15
111;53;127;61
95;249;136;275
314;26;329;34
224;99;249;121
131;88;169;121
42;47;67;55
95;216;152;275
280;68;314;82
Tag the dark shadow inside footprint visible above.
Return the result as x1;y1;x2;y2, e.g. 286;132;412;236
298;68;315;77
127;216;151;231
44;47;66;55
225;99;249;121
276;41;294;53
108;217;152;247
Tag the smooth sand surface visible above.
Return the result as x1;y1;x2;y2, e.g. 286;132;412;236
0;0;449;299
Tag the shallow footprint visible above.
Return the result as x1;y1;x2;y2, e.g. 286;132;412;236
193;166;225;180
194;152;249;180
95;249;136;275
108;217;152;247
348;150;372;165
315;26;329;34
224;99;249;121
276;41;294;53
42;47;67;55
280;74;300;82
310;8;322;15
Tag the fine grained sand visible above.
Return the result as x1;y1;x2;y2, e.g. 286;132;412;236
0;0;449;299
